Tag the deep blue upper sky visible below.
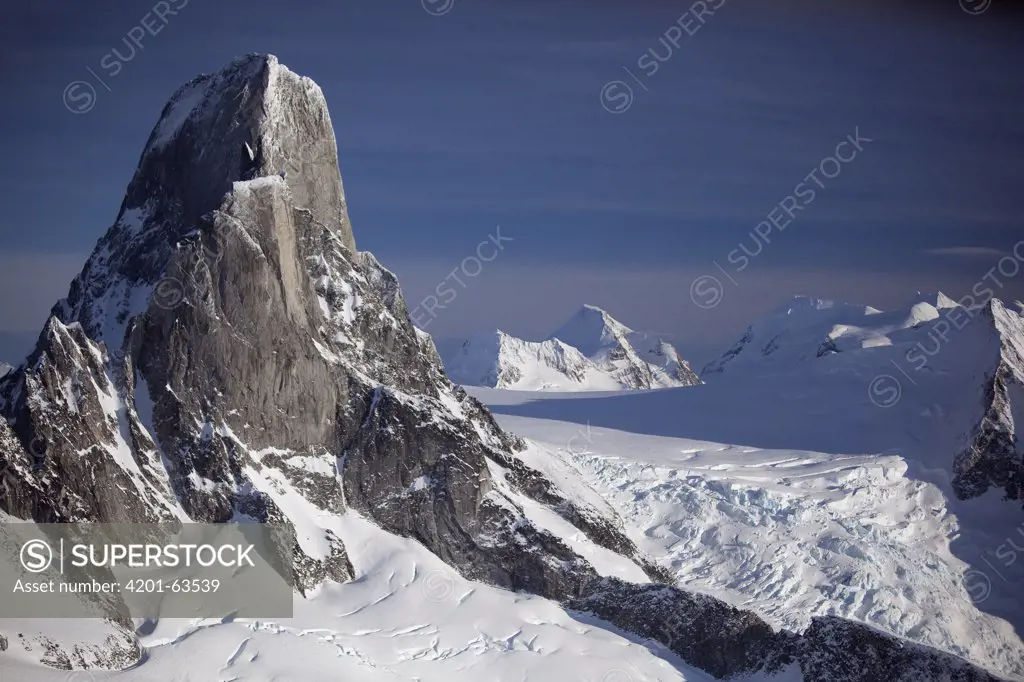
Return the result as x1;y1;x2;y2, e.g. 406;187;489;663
1;0;1022;364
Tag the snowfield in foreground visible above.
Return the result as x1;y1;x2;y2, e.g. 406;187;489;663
3;514;801;682
469;383;1024;681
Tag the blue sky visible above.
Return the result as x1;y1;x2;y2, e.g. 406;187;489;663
1;0;1022;365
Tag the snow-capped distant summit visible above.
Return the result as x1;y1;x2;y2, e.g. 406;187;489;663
907;290;960;310
549;304;701;388
547;304;633;357
703;291;1024;511
442;305;700;391
441;330;600;391
703;293;962;376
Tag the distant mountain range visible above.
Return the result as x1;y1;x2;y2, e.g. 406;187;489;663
702;291;1024;508
703;292;961;376
440;304;701;391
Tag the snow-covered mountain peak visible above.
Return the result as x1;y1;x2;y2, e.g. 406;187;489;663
549;304;634;357
907;290;961;310
441;330;597;391
704;293;983;377
443;307;700;391
136;52;353;250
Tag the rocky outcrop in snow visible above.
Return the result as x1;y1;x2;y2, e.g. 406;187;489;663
798;617;1004;682
953;299;1024;506
571;580;1006;681
570;578;795;679
443;305;700;391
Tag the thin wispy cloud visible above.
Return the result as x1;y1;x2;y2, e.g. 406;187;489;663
922;246;1009;259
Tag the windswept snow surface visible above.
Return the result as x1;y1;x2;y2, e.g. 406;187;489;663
2;513;768;682
702;292;968;377
469;375;1024;680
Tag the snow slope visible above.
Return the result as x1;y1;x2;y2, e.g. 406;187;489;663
4;367;1013;680
469;350;1024;681
442;305;701;391
702;291;1024;504
4;512;782;682
702;292;960;377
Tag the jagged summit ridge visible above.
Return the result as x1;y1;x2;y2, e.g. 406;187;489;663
140;53;353;249
703;292;963;376
548;304;702;389
443;329;598;391
442;305;701;391
550;304;634;357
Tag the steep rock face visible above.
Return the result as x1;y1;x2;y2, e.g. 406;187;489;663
953;300;1024;506
570;578;795;679
798;617;1005;682
0;55;606;601
123;54;354;254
